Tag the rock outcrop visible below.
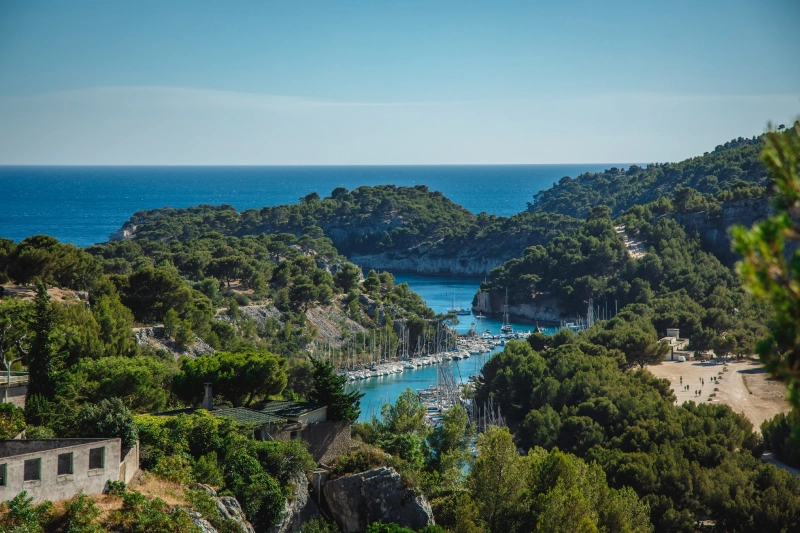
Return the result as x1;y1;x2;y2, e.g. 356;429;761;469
188;484;255;533
267;471;319;533
669;197;799;266
324;467;435;533
670;197;773;266
132;327;215;359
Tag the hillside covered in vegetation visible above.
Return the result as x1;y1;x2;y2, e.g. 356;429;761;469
112;185;580;275
106;131;791;278
528;135;770;218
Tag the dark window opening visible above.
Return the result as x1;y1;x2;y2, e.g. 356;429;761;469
0;463;6;486
58;452;73;475
89;447;105;470
24;458;41;481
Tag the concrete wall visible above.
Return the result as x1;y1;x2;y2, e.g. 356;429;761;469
297;407;328;425
1;384;27;408
119;443;140;485
0;439;122;503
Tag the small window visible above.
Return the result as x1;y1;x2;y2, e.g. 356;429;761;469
57;452;73;475
0;463;6;486
24;458;41;481
89;447;105;470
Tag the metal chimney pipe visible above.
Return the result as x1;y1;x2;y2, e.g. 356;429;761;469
202;382;213;410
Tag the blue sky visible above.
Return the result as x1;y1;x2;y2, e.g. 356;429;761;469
0;0;798;164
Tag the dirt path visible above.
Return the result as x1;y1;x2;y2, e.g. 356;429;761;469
648;359;790;429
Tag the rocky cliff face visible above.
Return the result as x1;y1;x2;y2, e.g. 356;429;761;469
350;252;505;277
670;197;773;267
473;290;563;322
268;471;319;533
323;467;435;533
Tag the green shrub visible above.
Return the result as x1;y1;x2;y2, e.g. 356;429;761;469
0;402;26;439
300;518;338;533
108;489;201;533
76;397;139;448
0;491;54;533
25;425;55;439
193;452;225;487
331;445;387;478
107;480;127;496
153;454;194;485
61;493;106;533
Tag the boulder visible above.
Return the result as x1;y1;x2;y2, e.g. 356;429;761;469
323;467;434;533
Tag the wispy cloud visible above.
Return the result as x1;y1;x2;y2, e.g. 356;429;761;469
2;86;473;110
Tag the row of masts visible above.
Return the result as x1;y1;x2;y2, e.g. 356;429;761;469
419;360;505;436
561;297;620;332
310;321;459;370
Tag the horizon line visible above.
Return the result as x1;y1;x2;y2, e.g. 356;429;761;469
0;162;640;168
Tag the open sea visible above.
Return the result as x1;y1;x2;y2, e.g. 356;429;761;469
0;164;623;247
0;164;622;419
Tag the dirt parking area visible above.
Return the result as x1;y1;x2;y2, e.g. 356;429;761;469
648;359;791;429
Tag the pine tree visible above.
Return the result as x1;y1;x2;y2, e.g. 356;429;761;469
308;359;363;422
26;282;60;402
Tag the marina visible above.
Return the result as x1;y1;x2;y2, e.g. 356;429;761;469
351;273;558;422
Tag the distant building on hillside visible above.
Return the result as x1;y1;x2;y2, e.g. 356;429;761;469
0;438;139;504
661;328;690;360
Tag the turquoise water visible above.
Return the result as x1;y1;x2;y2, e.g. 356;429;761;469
0;164;624;246
353;273;556;422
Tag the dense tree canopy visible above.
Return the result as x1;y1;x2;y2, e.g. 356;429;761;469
529;134;769;218
174;350;288;407
476;338;800;532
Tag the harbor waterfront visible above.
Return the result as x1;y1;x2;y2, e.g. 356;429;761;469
350;273;557;422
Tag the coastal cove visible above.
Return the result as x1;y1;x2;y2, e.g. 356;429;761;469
352;273;557;422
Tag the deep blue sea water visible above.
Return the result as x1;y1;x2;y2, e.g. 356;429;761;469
0;164;623;247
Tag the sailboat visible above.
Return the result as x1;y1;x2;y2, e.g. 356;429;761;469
501;288;513;333
447;289;472;315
